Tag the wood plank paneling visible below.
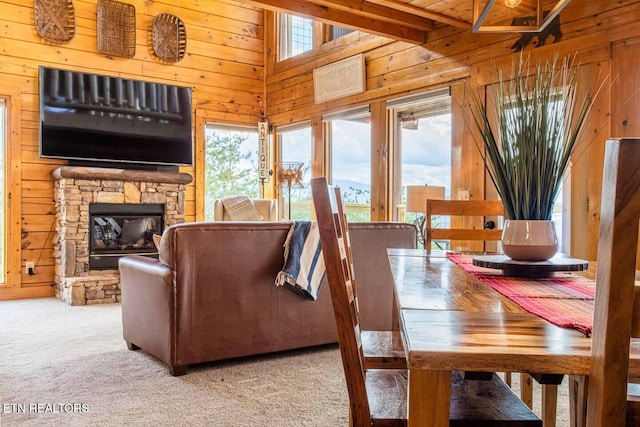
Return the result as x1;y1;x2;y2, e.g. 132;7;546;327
0;0;264;299
265;0;640;260
3;0;640;299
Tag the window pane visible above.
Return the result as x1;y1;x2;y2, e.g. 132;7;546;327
279;126;312;220
328;26;354;41
279;14;313;60
204;125;259;221
330;113;371;222
391;94;451;249
399;115;451;197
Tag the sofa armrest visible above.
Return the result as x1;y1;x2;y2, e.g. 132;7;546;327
119;255;175;369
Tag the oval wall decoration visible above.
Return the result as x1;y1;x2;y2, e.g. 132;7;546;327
152;13;187;63
33;0;76;43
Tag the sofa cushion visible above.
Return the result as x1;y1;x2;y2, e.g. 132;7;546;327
221;196;264;221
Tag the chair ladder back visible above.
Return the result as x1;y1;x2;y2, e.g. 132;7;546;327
425;199;505;253
334;187;361;330
311;177;371;426
586;139;640;427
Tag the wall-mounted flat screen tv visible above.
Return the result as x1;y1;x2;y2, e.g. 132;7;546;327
39;66;193;170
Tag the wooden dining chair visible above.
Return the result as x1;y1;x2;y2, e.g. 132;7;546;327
565;139;640;427
311;176;542;426
425;199;505;254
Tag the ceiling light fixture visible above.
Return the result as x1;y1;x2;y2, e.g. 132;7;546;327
472;0;572;33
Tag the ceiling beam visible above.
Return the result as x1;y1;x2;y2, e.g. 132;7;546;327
365;0;472;29
309;0;435;30
243;0;429;44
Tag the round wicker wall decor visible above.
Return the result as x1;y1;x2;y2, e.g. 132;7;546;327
152;13;187;63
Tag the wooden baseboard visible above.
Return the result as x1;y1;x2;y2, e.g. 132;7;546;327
0;285;55;301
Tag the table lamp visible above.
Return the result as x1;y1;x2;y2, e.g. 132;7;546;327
405;185;445;246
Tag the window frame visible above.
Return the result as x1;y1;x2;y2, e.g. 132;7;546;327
323;106;372;222
275;122;313;220
0;92;22;290
202;122;261;220
277;13;358;62
278;13;314;61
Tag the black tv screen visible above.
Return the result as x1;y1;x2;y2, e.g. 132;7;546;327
39;66;193;169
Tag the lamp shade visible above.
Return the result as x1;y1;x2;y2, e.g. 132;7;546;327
406;185;445;213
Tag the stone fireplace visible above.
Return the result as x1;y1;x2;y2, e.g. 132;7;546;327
52;166;192;305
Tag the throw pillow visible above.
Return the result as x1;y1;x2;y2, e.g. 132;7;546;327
152;234;162;251
221;196;264;221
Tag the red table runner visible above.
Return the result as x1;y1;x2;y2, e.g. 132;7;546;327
446;252;595;336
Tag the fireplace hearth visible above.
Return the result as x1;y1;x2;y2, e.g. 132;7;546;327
52;166;192;305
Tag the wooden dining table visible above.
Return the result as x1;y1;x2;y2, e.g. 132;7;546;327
387;248;596;427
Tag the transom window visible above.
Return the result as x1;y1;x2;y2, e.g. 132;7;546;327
278;14;358;61
279;14;313;60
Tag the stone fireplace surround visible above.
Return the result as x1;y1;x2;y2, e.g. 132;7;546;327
52;166;192;305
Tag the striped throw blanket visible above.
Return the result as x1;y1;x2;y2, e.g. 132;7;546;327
275;221;326;301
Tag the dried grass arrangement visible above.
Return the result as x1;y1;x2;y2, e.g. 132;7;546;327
463;54;605;221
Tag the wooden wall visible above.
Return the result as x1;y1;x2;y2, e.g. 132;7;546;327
0;0;264;299
264;0;640;263
3;0;640;300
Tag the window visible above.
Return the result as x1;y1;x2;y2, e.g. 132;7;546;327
204;124;259;221
389;90;452;217
279;14;313;60
278;124;312;220
326;107;371;222
388;90;452;248
326;26;354;42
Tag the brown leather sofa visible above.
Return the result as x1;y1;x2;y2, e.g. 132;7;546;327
119;221;417;375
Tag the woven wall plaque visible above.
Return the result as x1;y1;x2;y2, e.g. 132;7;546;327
33;0;76;43
97;0;136;58
152;13;187;63
313;54;365;103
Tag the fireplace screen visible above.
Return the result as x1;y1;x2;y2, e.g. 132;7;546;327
89;203;164;269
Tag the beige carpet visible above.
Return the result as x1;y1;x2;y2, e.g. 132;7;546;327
0;298;571;426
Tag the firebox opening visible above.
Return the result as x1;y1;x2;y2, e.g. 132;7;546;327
89;203;164;270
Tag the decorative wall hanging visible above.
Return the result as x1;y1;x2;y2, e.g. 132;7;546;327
511;12;562;51
33;0;76;43
313;54;365;104
258;117;270;184
151;13;187;62
97;0;136;58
